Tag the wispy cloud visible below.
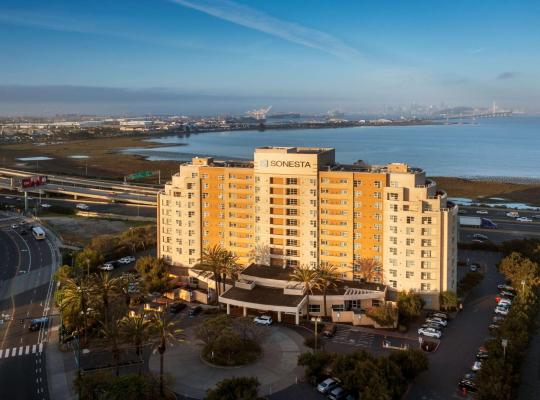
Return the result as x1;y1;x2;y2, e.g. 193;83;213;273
169;0;360;59
467;47;486;54
497;71;518;80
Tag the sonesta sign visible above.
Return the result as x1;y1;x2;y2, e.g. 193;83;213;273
260;160;312;168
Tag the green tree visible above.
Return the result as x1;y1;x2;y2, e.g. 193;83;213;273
222;251;241;289
388;349;429;380
120;313;153;370
74;248;103;276
499;252;540;288
205;377;261;400
58;277;91;340
397;291;425;323
91;272;123;324
135;256;171;294
195;314;230;347
440;291;458;311
196;245;228;300
355;257;383;283
100;319;123;377
314;264;340;317
298;351;335;383
366;304;397;327
289;265;318;320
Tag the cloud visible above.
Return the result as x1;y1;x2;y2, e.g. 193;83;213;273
497;71;518;80
467;47;486;54
169;0;359;59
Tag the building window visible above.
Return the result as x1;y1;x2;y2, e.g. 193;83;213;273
389;269;397;277
331;304;345;312
286;188;298;195
353;180;362;187
422;217;433;225
389;280;397;288
406;271;414;278
374;181;381;188
406;216;415;224
421;283;431;291
421;272;432;280
406;260;415;268
286;178;298;185
308;304;321;313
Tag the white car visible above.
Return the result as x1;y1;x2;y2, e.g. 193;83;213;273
418;327;442;338
476;210;489;215
253;315;273;326
516;217;533;222
119;256;136;264
11;224;18;229
472;361;482;371
99;263;114;271
317;378;338;394
41;203;51;208
426;317;447;327
76;203;89;210
498;284;515;292
495;306;509;315
498;298;512;307
469;264;479;272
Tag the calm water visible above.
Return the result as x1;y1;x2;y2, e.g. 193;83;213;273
123;116;540;178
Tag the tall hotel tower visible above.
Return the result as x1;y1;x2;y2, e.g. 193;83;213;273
158;147;458;308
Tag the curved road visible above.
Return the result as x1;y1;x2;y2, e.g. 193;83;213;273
0;219;57;400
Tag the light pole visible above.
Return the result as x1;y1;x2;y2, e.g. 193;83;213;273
501;338;508;359
521;280;526;296
311;316;321;351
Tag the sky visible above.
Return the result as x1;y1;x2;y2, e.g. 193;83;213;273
0;0;539;116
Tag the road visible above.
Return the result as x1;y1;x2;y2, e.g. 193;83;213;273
0;217;59;400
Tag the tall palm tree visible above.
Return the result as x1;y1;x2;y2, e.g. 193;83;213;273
314;264;340;318
59;277;91;342
289;265;318;320
91;272;122;325
120;313;153;372
356;257;383;283
196;244;228;301
151;312;184;397
100;319;123;377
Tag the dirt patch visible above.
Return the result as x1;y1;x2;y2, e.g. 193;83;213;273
432;176;540;207
41;215;145;246
0;136;179;182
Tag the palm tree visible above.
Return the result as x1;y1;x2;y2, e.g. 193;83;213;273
355;257;383;283
221;251;241;290
59;277;91;342
151;312;184;396
91;272;122;325
196;245;228;301
289;265;318;320
314;264;340;318
120;312;153;372
100;319;123;377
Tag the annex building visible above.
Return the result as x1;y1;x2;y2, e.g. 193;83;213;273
158;147;458;317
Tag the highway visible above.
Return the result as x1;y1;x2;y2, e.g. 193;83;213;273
0;217;59;400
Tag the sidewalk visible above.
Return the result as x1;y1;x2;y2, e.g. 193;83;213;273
46;317;77;400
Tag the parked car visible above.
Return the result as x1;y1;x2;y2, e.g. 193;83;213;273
427;312;448;320
253;315;273;326
317;378;339;394
421;323;444;331
500;290;515;298
498;284;515;292
516;217;533;222
488;323;500;332
425;317;447;327
118;256;136;264
469;264;479;272
418;327;442;338
328;386;349;400
476;210;489;215
188;305;202;317
322;323;337;338
76;203;89;210
169;302;187;314
494;306;509;315
492;315;505;323
476;351;489;361
471;361;482;371
497;298;512;307
458;379;477;393
99;263;115;271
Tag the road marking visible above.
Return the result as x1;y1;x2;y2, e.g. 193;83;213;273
38;343;44;352
4;348;10;358
18;346;23;356
25;345;30;354
32;344;37;353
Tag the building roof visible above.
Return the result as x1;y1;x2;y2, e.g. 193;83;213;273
240;264;295;281
312;280;387;296
220;286;305;308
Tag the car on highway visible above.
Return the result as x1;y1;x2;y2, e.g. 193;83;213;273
418;327;442;338
4;196;13;200
76;203;90;210
11;224;18;229
476;210;489;215
317;378;339;394
253;315;273;326
458;209;467;214
516;217;533;222
118;256;136;264
533;215;540;220
41;203;51;208
473;233;489;240
506;211;519;218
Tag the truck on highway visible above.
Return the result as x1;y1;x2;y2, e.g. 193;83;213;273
21;175;47;188
459;216;498;229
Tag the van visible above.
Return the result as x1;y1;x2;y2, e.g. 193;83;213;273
506;211;519;218
29;317;49;332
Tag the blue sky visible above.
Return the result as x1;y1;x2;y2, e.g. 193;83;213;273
0;0;539;115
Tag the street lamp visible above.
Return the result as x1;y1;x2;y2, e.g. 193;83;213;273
501;338;508;359
311;316;321;351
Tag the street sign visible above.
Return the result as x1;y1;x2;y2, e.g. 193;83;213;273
127;170;154;180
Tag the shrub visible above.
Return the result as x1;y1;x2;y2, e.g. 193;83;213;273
366;305;398;327
205;377;261;400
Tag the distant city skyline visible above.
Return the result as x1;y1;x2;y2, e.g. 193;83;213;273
1;0;539;115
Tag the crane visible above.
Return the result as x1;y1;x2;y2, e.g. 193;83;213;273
247;106;272;120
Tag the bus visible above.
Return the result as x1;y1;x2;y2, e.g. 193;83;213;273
32;226;46;240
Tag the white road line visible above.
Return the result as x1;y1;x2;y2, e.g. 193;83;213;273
18;346;23;356
25;345;30;354
11;347;17;356
38;343;44;352
4;348;10;358
32;344;37;353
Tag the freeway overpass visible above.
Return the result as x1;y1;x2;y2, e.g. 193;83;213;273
0;169;158;206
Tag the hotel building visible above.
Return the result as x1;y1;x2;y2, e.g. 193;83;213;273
158;147;458;318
